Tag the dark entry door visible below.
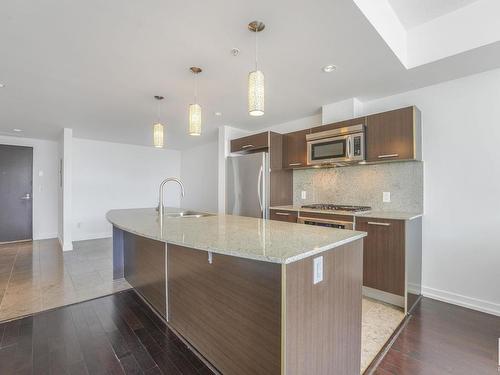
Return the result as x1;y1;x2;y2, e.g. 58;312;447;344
0;145;33;242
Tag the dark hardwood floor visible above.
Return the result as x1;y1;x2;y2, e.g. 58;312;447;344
370;297;500;375
0;290;213;375
0;291;498;374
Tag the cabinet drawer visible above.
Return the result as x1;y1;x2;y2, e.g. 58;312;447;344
270;210;298;223
356;217;405;296
230;132;269;153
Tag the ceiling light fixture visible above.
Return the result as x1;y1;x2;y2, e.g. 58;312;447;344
153;95;165;148
322;64;337;73
0;83;5;88
248;21;265;117
189;67;202;136
12;128;23;132
214;112;222;116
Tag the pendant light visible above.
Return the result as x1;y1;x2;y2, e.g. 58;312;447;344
248;21;265;117
189;67;202;136
153;95;165;148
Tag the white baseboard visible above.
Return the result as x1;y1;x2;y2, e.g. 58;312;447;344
422;286;500;317
72;232;112;242
58;236;73;251
33;233;58;240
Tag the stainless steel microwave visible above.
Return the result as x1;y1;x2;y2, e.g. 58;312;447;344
306;124;365;166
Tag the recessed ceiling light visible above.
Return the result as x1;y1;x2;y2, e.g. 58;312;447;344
13;128;23;132
322;65;337;73
230;48;240;56
214;112;222;116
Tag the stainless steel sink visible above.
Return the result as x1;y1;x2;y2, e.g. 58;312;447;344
163;210;214;218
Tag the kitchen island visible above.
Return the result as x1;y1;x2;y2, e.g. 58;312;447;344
107;208;367;375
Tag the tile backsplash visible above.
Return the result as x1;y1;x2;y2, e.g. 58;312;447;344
293;161;423;212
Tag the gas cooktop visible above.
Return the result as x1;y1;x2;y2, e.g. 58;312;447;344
301;204;372;213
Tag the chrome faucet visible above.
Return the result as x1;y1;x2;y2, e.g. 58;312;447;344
158;177;185;215
158;177;185;235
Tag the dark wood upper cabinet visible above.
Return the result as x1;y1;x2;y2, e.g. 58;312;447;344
310;117;366;134
356;217;405;296
365;106;422;162
230;131;269;153
283;129;310;169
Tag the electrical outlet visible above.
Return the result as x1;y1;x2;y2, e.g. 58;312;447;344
301;190;307;200
313;256;323;284
383;191;391;203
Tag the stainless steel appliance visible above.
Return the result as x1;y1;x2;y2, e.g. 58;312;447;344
297;216;354;230
226;152;270;219
301;204;371;213
298;203;372;229
306;124;365;166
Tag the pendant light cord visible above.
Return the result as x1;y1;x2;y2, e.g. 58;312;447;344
194;73;198;103
157;100;161;123
255;30;258;71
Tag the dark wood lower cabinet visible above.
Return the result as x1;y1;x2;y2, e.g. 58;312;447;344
167;244;282;375
270;209;298;222
356;217;405;296
123;232;166;318
167;241;363;375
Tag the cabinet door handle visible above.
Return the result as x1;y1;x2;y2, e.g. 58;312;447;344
378;154;399;159
241;144;254;149
367;221;391;226
288;162;302;166
275;212;290;216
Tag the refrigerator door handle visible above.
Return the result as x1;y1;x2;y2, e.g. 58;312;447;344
257;165;263;214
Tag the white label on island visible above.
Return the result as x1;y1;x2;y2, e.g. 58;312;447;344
313;256;323;284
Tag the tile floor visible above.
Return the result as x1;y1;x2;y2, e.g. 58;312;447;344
361;297;405;373
0;238;402;373
0;238;131;322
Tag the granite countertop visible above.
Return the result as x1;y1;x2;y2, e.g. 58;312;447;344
270;205;423;221
106;208;366;265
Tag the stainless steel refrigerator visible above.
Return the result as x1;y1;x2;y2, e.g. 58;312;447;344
226;152;270;219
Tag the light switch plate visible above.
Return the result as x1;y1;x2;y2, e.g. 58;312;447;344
313;256;323;284
301;190;307;200
383;191;391;203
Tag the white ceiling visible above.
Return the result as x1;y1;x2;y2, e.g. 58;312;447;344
388;0;479;29
1;0;499;150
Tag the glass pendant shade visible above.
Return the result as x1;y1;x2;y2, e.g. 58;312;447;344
189;103;202;136
248;70;264;116
153;123;164;148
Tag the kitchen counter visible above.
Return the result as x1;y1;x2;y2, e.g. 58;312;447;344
106;207;366;264
109;207;365;374
270;205;423;221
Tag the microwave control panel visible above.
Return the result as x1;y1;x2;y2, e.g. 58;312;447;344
353;136;362;156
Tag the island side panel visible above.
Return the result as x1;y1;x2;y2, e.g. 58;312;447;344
167;244;282;375
284;239;363;375
123;231;167;318
405;217;422;314
112;226;124;279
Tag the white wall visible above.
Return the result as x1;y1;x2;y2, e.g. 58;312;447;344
72;138;181;241
358;68;500;315
58;128;73;251
0;135;59;240
180;141;218;213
